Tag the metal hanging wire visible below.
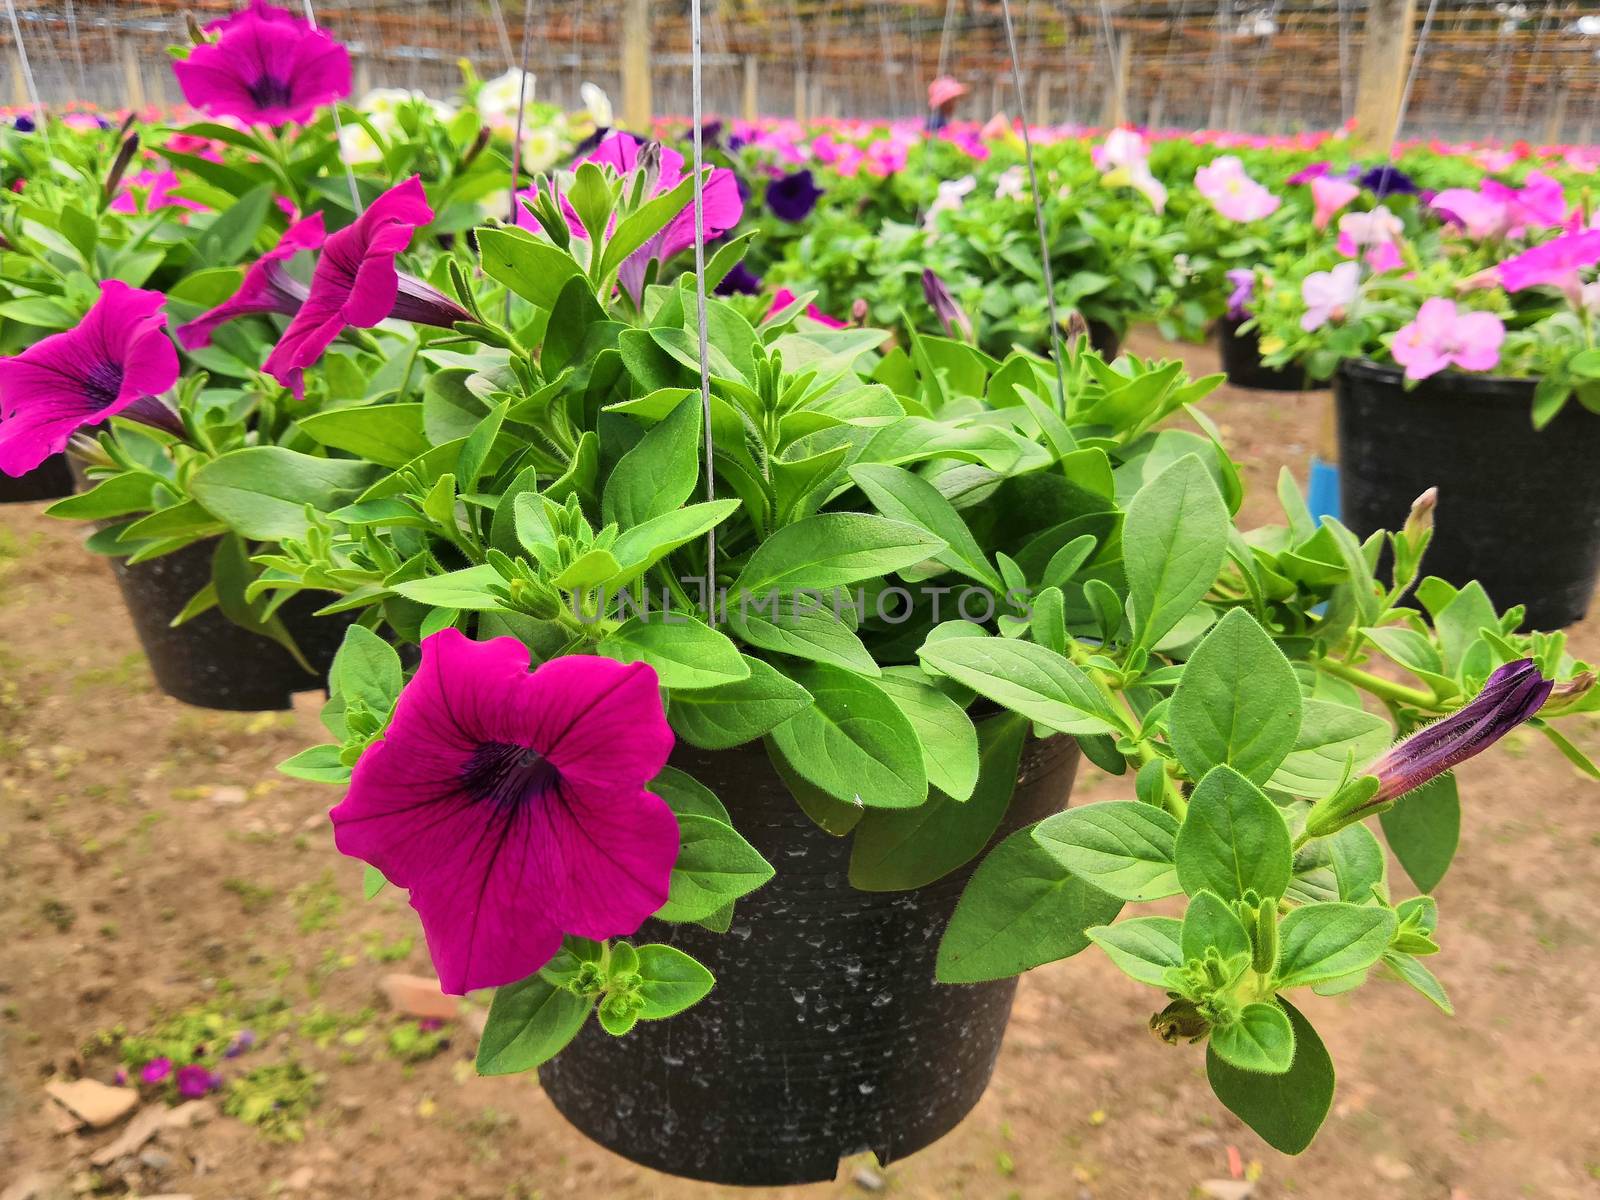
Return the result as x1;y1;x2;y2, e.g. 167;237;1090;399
300;0;362;213
4;0;50;156
1393;0;1442;151
998;0;1067;414
689;0;717;618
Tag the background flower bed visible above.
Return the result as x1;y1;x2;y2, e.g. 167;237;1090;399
4;332;1599;1198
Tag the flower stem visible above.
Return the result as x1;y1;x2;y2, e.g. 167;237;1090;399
1316;655;1437;709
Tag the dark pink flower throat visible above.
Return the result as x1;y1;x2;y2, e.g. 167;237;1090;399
461;742;560;811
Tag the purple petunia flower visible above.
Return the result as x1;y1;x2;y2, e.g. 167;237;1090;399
0;280;182;477
175;1064;222;1099
1225;269;1256;320
141;1058;173;1085
223;1030;257;1058
176;212;325;349
13;115;35;133
329;630;680;995
714;261;762;296
262;176;466;397
1359;165;1418;198
765;169;824;222
172;0;350;127
1365;660;1552;803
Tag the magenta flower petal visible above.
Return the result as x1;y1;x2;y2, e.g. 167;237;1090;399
1497;230;1600;294
262;177;433;397
0;281;179;476
173;1;350;127
174;1064;221;1099
176;212;325;350
330;630;679;994
140;1058;173;1084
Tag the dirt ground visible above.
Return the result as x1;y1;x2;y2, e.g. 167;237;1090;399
3;330;1598;1200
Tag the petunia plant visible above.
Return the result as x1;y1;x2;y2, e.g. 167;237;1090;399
160;141;1600;1154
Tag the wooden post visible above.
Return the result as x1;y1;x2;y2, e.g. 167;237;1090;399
1542;81;1569;146
1147;88;1165;132
1034;74;1051;127
620;0;652;133
9;50;28;107
354;58;373;99
742;54;759;121
121;39;146;112
793;69;807;120
1351;0;1419;154
1102;34;1132;127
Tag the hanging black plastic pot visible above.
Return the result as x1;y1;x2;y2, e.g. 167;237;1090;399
108;537;353;711
1335;359;1600;630
1217;316;1310;392
0;455;75;504
1086;318;1121;363
539;733;1082;1186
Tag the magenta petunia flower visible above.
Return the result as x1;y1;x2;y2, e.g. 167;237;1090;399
0;281;181;477
176;212;325;350
1497;230;1600;297
175;1064;222;1099
262;176;466;397
516;131;743;305
109;169;207;216
329;629;680;995
172;0;350;127
140;1058;173;1085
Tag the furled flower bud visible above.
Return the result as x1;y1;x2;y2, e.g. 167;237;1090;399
921;268;972;343
1403;487;1437;541
851;297;869;327
1063;308;1090;344
104;132;140;200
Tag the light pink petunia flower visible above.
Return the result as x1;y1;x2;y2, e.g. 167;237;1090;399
1300;261;1361;331
1389;298;1505;381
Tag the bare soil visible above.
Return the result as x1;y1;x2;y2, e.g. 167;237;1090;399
3;330;1598;1200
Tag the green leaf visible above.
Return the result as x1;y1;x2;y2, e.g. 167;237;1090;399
849;463;1002;589
45;473;157;521
297;404;430;467
916;636;1119;736
1169;608;1302;786
1379;773;1458;893
1269;700;1391;798
362;866;388;899
194;183;273;265
610;499;740;577
597;613;749;690
476;226;582;309
768;664;928;809
1275;902;1397;990
1211;1002;1296;1075
276;744;350;784
1123;454;1230;651
667;656;814;749
936;822;1123;983
190;448;377;541
633;944;715;1020
602;393;702;528
328;624;403;715
1174;765;1294;901
1032;801;1181;901
1086;916;1183;987
848;713;1026;891
873;667;980;803
389;565;505;610
1382;950;1453;1014
1181;889;1252;963
650;766;731;824
474;974;592;1075
731;513;945;600
654;814;774;923
1207;998;1333;1153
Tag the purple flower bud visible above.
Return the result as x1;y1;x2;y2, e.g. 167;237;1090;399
921;268;973;343
224;1030;257;1058
1225;269;1256;320
1366;659;1552;803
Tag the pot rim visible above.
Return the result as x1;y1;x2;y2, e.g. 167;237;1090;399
1336;356;1544;399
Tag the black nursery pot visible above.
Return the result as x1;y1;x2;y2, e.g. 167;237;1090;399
108;537;353;711
1217;315;1309;392
1335;359;1600;630
1086;318;1121;362
539;734;1082;1186
0;455;75;504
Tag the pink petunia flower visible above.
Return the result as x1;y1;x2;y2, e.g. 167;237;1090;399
174;1064;222;1099
0;281;181;477
1300;261;1361;331
1431;187;1509;239
330;629;680;995
1094;128;1166;213
172;0;350;127
262;176;466;397
1311;175;1360;230
1497;229;1600;299
769;288;846;329
140;1058;173;1085
109;169;207;216
517;132;742;306
1336;206;1403;259
176;212;325;349
1194;156;1280;222
1389;298;1505;381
